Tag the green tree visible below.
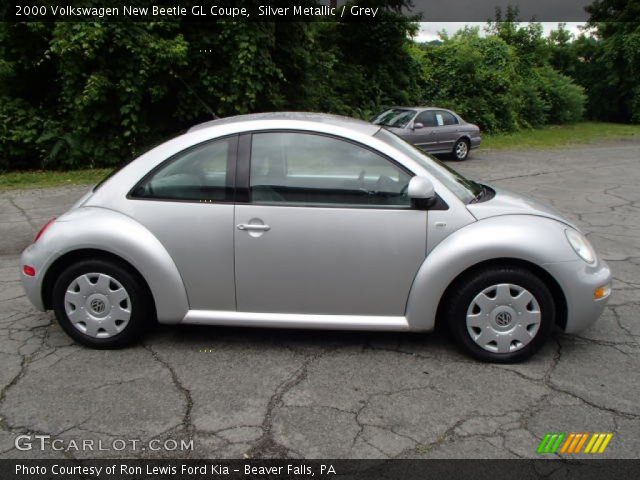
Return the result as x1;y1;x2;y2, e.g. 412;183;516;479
416;28;521;132
411;19;585;133
582;0;640;122
0;0;422;171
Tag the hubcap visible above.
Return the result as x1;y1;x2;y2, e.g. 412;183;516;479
466;283;541;354
456;141;468;159
64;273;131;339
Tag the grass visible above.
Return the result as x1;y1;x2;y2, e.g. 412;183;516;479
1;122;639;191
483;122;640;150
0;168;112;191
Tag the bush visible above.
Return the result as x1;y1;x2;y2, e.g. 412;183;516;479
411;25;586;133
535;66;586;124
0;10;591;171
0;97;50;171
0;10;421;171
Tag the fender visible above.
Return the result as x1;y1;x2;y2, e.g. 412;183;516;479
405;214;578;330
34;207;189;323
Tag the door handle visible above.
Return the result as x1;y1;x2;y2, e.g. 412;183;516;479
237;224;271;231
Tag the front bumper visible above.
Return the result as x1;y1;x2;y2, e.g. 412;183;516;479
543;257;612;334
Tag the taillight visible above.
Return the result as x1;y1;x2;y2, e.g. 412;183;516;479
23;265;36;276
34;217;56;243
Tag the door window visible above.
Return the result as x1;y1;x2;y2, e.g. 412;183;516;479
249;132;412;208
131;136;235;201
415;111;438;127
436;111;459;126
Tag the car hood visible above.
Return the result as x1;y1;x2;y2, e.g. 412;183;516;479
466;186;578;230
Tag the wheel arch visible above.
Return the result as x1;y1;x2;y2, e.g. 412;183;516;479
33;207;189;324
42;249;154;314
405;215;576;331
434;258;568;331
456;135;472;145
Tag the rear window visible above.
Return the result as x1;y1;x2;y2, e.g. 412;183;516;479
93;130;188;191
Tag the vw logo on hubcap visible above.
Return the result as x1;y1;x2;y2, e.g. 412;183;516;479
495;311;512;327
90;298;106;314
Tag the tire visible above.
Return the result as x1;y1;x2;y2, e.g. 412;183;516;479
52;258;154;348
444;266;555;363
452;138;470;161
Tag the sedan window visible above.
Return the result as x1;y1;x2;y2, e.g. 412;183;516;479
437;111;459;126
371;108;417;128
249;132;412;208
415;111;437;127
131;136;235;202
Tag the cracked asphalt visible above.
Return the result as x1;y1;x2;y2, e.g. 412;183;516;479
0;140;639;460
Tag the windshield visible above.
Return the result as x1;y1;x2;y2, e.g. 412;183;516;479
371;108;416;129
374;128;483;203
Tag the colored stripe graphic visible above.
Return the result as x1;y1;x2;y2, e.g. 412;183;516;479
560;433;575;454
538;433;613;454
574;433;589;453
585;433;613;454
537;433;565;454
598;433;613;453
567;433;586;453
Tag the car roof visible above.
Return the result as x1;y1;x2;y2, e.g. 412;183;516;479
387;106;454;113
188;112;380;136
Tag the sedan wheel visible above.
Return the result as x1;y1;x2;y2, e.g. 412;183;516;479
453;139;469;161
52;258;153;348
444;266;555;362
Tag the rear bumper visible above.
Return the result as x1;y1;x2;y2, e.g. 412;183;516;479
543;257;612;334
20;242;48;311
470;136;481;149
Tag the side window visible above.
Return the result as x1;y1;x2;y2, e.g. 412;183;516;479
437;111;459;126
415;111;437;127
131;136;235;201
249;132;412;208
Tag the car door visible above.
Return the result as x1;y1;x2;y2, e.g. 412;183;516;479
408;110;439;152
124;135;237;311
234;131;427;316
433;110;461;151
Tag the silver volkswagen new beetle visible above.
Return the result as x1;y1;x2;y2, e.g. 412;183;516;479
20;113;611;362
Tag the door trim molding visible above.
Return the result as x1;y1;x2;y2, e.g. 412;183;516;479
182;310;410;331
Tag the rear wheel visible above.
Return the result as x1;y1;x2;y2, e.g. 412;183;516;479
444;266;555;362
52;259;153;348
452;138;470;161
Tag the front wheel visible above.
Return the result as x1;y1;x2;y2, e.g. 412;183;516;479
452;138;470;161
52;259;153;348
444;266;555;362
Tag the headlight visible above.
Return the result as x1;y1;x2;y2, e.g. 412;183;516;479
565;229;596;264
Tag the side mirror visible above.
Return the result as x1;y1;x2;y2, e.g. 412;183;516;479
408;176;436;209
412;122;424;130
408;176;435;199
